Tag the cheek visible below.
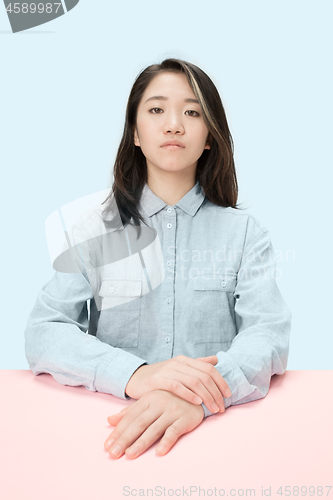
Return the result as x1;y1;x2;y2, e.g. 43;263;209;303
140;127;161;154
137;118;156;139
192;133;209;152
191;123;209;142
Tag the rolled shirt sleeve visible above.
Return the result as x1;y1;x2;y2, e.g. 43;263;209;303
202;223;292;418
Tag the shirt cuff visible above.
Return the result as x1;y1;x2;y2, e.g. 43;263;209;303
201;403;213;418
201;351;242;418
201;398;231;418
95;348;148;400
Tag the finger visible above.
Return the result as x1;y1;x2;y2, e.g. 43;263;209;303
164;369;224;414
155;416;197;456
125;413;175;459
105;402;148;451
195;355;218;364
107;413;125;426
177;355;231;402
107;406;129;421
184;358;232;400
178;354;217;364
105;412;129;450
156;377;203;406
108;404;163;459
107;407;130;426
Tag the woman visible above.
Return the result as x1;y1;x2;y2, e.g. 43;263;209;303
24;58;292;460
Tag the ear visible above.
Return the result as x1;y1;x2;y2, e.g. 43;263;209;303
204;133;212;150
133;126;140;147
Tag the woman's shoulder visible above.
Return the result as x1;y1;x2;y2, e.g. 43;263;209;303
69;201;118;244
71;203;104;228
202;198;269;242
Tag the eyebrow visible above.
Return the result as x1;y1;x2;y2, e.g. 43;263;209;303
144;95;199;104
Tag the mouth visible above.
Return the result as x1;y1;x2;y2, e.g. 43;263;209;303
161;144;185;150
161;140;185;148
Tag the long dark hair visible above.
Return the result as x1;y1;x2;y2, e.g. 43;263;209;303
101;58;240;235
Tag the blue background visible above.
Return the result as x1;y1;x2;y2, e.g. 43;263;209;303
1;0;332;369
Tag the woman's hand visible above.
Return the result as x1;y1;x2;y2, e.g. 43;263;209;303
104;390;205;459
125;354;231;414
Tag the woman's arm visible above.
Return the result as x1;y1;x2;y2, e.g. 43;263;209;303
24;215;148;399
24;268;149;398
201;225;292;418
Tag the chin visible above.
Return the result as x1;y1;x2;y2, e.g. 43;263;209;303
159;162;189;171
148;160;193;174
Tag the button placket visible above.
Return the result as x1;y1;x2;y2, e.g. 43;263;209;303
162;207;177;354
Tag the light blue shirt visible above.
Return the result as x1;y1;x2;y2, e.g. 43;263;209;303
24;181;292;418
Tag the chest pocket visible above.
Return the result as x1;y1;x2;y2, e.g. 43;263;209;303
97;278;141;348
191;274;237;344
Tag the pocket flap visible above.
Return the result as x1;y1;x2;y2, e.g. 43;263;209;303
99;278;142;298
192;275;236;292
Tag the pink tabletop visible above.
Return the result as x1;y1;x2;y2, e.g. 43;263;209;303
1;370;332;500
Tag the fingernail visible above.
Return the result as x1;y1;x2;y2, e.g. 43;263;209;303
194;396;202;404
111;444;122;457
212;403;219;413
225;388;232;397
105;438;115;450
127;445;138;457
156;445;166;455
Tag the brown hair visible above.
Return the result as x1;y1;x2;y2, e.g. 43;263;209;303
101;58;240;235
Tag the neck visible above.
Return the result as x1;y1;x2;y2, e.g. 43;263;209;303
147;172;197;206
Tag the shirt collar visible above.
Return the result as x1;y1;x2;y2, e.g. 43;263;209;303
139;180;206;218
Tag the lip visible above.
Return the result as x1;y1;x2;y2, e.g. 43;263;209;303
161;140;185;148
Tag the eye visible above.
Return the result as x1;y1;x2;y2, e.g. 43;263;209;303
185;110;200;117
149;107;163;114
148;107;200;116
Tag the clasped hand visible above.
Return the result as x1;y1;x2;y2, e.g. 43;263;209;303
105;389;204;459
104;355;232;459
125;354;231;414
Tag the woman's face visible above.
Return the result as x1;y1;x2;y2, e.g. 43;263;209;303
133;72;211;181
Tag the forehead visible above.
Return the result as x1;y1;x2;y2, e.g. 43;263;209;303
141;72;195;101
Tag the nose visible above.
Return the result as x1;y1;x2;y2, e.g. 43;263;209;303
163;112;185;135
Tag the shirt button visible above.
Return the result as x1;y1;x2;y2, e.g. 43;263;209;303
220;281;226;288
167;260;172;266
165;336;170;343
109;286;115;292
166;208;172;213
167;223;172;229
167;298;171;304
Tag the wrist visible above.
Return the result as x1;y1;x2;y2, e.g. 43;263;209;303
125;363;148;398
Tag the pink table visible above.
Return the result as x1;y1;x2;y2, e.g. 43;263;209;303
1;370;332;500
